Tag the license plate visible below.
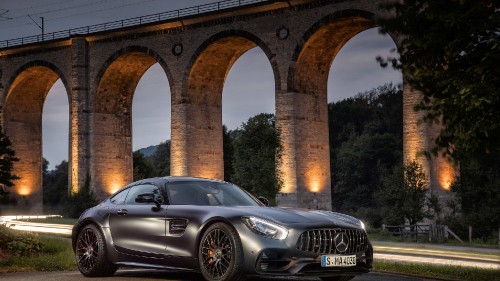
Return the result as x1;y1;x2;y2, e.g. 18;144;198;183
321;255;356;267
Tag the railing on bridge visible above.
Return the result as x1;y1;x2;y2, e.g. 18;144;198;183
0;0;272;49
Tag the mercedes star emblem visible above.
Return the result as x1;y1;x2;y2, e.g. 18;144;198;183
334;232;349;253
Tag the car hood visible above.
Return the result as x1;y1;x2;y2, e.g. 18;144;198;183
237;207;363;229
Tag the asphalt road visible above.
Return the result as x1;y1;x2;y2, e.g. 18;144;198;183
0;269;440;281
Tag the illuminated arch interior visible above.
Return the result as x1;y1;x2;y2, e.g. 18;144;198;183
4;66;64;211
94;51;161;196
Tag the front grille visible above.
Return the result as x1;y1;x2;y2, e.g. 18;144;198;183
297;229;368;255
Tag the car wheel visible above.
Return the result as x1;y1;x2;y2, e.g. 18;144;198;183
75;224;118;277
199;222;246;281
320;276;355;281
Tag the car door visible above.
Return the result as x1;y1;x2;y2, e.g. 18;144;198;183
108;183;167;257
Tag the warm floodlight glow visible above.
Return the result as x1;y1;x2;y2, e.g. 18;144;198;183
438;163;456;190
305;165;326;193
108;181;124;195
17;186;32;196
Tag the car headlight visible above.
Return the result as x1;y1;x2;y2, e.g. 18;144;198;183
360;220;365;230
242;216;288;240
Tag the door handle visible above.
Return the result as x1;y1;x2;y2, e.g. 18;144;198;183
117;209;128;216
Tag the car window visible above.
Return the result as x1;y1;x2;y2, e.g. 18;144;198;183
110;188;130;205
166;181;259;206
124;184;164;205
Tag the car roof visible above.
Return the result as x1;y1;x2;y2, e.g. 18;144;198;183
134;176;226;185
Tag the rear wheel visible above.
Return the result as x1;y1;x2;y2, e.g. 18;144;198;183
199;222;246;281
75;224;118;277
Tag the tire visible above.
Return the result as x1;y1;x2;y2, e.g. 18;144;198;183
320;276;355;281
75;224;118;277
198;222;246;281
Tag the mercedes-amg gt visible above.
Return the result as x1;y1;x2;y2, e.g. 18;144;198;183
72;177;372;281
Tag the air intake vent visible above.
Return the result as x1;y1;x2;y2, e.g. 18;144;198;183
297;229;368;255
169;219;188;235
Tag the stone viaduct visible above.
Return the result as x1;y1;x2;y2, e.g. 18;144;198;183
0;0;456;213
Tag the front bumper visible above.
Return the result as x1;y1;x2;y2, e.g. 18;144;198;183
236;223;373;278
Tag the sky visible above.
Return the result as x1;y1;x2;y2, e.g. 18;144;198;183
0;0;402;170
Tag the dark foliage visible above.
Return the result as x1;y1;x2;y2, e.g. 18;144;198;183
378;0;500;161
223;125;234;182
329;84;403;227
133;140;171;180
62;175;98;218
43;160;69;208
447;152;500;240
376;160;437;225
230;113;279;204
0;126;20;190
133;151;154;181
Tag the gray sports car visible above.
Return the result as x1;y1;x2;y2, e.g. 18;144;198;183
72;177;373;281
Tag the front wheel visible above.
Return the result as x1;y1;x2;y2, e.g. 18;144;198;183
75;224;118;277
199;222;246;281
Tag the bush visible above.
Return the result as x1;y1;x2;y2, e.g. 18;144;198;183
0;226;43;257
61;175;98;218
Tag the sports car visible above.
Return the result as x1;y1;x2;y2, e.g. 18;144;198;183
72;177;372;281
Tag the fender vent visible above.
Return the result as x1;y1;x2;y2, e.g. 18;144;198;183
169;219;188;235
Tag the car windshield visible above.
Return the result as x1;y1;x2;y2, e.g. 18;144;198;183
166;181;260;206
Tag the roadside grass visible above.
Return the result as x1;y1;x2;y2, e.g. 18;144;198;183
0;227;76;273
368;229;500;250
374;261;500;281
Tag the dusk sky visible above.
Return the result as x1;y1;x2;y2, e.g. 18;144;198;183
0;0;402;169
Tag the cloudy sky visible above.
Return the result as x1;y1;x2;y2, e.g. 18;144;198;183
0;0;402;169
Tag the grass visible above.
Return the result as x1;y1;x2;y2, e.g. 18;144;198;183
374;261;500;281
368;229;500;249
0;228;76;273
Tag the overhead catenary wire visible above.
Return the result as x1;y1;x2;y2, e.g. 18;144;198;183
0;0;163;32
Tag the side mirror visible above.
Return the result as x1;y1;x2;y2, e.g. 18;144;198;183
136;193;162;208
258;196;269;206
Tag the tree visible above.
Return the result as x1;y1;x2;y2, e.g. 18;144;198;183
376;160;436;225
62;175;98;218
378;0;499;161
231;113;279;204
329;84;402;227
447;151;500;240
133;151;154;181
43;160;69;208
0;126;19;188
150;140;170;177
222;125;234;182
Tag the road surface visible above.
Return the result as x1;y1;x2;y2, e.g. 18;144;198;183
0;269;440;281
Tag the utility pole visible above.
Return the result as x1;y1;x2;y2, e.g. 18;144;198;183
28;15;44;41
41;17;44;41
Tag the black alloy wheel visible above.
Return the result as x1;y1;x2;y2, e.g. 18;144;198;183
75;224;118;277
199;223;245;281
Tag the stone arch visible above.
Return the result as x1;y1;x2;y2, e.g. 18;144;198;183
277;10;381;210
173;30;277;179
184;29;280;94
3;61;70;213
92;46;170;198
289;9;377;93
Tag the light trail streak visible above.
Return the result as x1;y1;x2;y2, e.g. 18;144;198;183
374;245;500;263
375;253;500;270
1;215;72;236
